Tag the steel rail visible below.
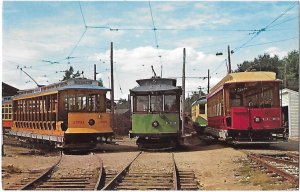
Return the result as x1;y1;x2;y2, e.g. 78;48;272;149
258;154;298;167
248;153;298;186
101;151;142;190
94;155;104;190
172;153;179;190
20;152;63;190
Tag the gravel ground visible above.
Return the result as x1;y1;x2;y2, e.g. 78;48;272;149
2;135;298;190
174;142;260;190
129;152;174;173
2;145;60;189
51;154;101;177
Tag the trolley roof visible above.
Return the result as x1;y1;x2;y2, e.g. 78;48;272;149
208;71;281;98
191;97;207;106
13;78;110;100
130;77;181;94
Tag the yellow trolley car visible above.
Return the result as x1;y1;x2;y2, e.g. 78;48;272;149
10;78;113;151
191;97;208;134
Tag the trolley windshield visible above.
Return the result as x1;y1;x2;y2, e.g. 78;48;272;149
133;94;179;113
228;81;280;108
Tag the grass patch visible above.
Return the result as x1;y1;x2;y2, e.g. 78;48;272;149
250;170;273;186
236;159;295;190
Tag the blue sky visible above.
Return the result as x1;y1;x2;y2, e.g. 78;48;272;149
2;1;298;99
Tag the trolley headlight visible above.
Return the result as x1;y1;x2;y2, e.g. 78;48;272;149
152;121;159;128
254;116;261;123
88;119;95;126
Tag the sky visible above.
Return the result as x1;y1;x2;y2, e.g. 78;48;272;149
2;1;299;100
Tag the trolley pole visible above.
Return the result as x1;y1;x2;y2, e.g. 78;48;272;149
207;69;210;94
110;42;115;129
182;48;186;136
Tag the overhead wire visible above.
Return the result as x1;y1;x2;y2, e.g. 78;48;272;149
233;1;298;53
242;36;297;48
79;2;87;28
211;59;227;74
267;16;298;29
66;2;89;59
148;1;163;77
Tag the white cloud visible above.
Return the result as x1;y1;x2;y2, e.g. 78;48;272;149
155;4;176;12
88;46;225;99
175;37;215;48
265;47;288;59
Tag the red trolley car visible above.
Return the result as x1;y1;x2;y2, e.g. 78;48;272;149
205;71;287;144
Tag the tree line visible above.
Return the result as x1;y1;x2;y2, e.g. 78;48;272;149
235;50;299;91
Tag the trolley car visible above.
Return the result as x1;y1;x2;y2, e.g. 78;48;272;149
191;97;207;134
10;78;113;151
129;76;182;150
2;96;13;132
204;71;287;144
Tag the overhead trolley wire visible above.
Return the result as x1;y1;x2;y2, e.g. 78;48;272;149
233;1;298;53
267;16;298;29
66;2;89;59
264;1;298;29
79;2;87;28
242;36;297;48
148;1;163;77
211;59;227;74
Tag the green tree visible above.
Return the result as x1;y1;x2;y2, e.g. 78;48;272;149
98;78;103;86
279;50;299;91
185;91;206;113
62;66;81;81
236;50;299;91
236;53;281;75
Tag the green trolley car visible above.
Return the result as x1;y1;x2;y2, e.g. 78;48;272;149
129;76;182;150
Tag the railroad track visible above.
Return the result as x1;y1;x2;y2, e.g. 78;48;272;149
7;153;104;190
102;152;199;190
5;153;62;190
247;153;299;187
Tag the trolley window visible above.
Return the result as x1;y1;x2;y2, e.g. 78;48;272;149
164;95;179;112
199;104;205;114
228;82;279;108
2;104;12;120
150;95;163;112
64;93;106;112
135;96;149;112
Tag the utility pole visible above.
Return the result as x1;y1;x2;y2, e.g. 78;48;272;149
227;45;232;74
182;48;186;136
207;69;210;94
284;63;287;87
110;42;115;129
94;64;97;80
216;45;233;74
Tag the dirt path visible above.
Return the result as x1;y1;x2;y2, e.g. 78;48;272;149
2;136;297;190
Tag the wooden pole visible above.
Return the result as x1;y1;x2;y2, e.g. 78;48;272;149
182;48;186;136
227;45;232;74
110;42;114;129
94;64;96;81
207;69;210;94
